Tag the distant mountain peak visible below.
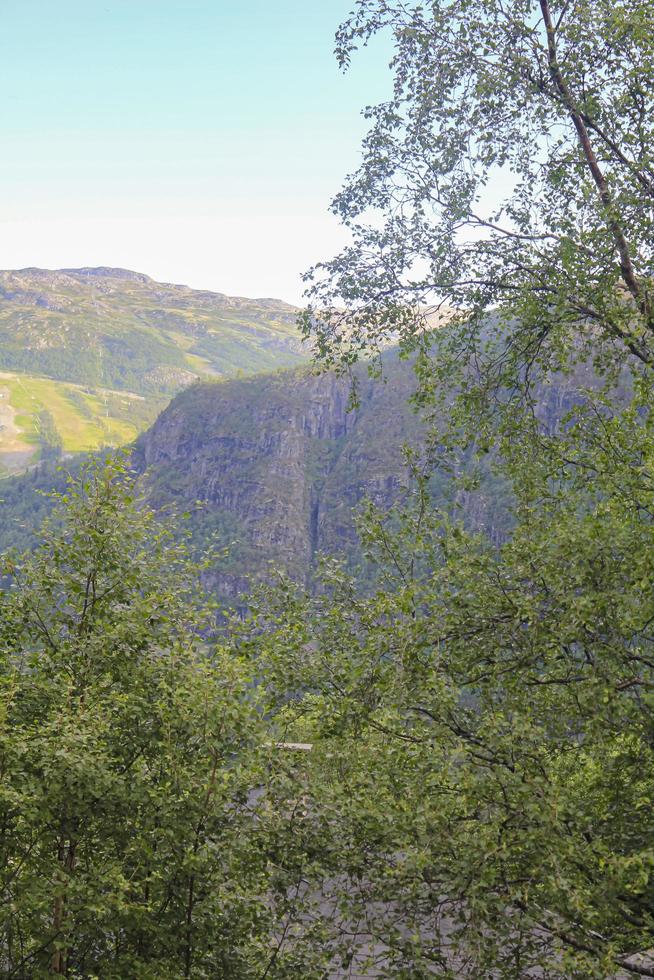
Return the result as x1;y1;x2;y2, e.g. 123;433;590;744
0;267;300;311
59;267;154;283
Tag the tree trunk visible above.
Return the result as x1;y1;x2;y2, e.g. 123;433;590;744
50;837;77;974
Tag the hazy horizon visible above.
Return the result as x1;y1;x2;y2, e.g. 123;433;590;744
0;262;305;304
0;1;391;305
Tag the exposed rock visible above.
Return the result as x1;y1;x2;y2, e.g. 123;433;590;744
133;358;432;597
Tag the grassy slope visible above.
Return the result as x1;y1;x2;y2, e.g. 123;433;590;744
0;267;307;473
0;373;151;475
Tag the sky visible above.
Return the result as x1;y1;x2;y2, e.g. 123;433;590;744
0;1;392;304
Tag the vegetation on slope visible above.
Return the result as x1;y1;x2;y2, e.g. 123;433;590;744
2;0;654;973
244;0;654;974
0;372;153;475
0;267;307;472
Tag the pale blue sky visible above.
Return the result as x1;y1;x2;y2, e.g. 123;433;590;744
0;1;391;302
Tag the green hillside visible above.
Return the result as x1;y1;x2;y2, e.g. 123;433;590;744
0;354;514;595
0;372;154;475
0;267;307;473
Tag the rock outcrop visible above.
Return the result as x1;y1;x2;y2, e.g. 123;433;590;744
133;358;426;597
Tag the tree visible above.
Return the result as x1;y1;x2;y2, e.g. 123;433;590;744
0;456;308;978
37;410;63;464
303;0;654;396
248;399;654;976
243;2;654;975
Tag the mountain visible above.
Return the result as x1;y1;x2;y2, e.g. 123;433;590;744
0;341;611;601
134;358;425;599
0;267;306;474
0;354;514;601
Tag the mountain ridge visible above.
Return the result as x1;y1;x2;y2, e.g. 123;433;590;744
0;267;308;474
0;353;512;601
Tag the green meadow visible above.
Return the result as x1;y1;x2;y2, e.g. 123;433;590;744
0;373;152;474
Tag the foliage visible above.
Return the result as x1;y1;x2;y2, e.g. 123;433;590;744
36;409;63;463
0;455;315;978
3;5;654;974
0;459;86;553
245;387;654;977
303;0;654;404
235;2;654;976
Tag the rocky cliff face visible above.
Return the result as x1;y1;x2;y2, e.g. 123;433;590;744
0;355;459;585
1;348;616;601
133;347;627;599
133;359;425;597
